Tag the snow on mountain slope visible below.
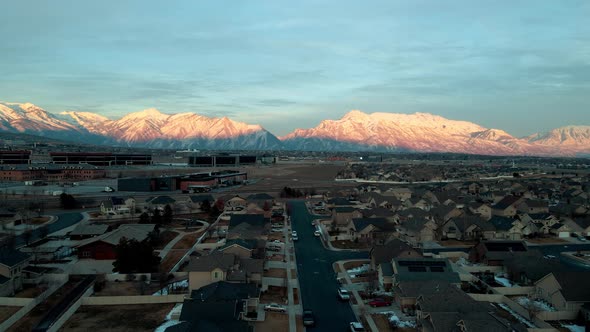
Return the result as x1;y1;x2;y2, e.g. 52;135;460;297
1;102;588;155
1;102;281;150
281;110;589;156
528;126;590;146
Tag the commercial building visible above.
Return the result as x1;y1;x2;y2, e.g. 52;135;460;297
0;164;106;182
0;150;31;164
49;152;152;166
117;170;247;192
188;154;272;167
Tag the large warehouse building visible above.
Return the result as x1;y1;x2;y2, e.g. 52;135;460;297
118;170;247;192
0;150;31;164
188;154;276;167
50;152;153;166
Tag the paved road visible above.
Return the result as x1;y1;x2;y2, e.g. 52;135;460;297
15;212;83;248
290;201;368;332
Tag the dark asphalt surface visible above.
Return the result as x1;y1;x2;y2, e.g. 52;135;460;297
289;201;368;332
15;212;83;248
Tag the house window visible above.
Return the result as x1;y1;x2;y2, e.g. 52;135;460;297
82;251;91;258
214;272;219;279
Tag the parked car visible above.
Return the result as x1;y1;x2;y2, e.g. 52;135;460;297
314;230;321;237
349;322;365;332
271;228;283;233
264;303;287;312
292;230;298;237
338;288;351;301
303;310;315;326
368;298;392;307
292;234;299;241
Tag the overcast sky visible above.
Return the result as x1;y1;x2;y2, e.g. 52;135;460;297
1;1;589;136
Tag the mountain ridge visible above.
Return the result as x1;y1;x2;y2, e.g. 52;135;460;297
0;102;588;156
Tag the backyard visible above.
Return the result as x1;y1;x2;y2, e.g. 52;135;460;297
59;304;175;331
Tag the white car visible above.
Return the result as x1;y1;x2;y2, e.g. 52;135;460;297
292;230;298;236
292;234;299;241
264;303;287;312
350;322;365;332
338;288;351;301
314;230;321;237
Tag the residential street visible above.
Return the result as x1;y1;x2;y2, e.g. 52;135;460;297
289;201;368;331
14;212;83;248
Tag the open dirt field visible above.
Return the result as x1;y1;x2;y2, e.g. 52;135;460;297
93;281;162;296
59;304;174;332
231;164;352;194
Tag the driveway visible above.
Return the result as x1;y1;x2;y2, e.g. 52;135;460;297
289;201;368;331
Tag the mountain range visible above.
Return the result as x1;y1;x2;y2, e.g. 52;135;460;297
1;102;589;157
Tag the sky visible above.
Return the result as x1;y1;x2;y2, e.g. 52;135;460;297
1;0;589;136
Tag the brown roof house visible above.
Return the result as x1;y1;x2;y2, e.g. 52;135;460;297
185;251;264;292
492;195;524;217
398;218;437;247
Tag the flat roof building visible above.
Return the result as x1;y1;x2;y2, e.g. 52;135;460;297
49;152;152;166
0;150;31;165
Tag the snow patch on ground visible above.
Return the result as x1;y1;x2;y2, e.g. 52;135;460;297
494;275;513;287
561;323;585;332
347;264;369;278
515;297;556;312
496;303;535;328
372;290;394;297
379;312;416;328
154;303;183;332
152;279;189;296
456;257;480;266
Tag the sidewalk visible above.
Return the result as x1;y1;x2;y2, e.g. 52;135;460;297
335;260;379;332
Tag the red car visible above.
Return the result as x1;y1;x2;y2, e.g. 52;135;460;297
368;298;392;307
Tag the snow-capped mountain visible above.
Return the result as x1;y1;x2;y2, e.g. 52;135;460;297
1;102;588;156
0;102;282;150
280;110;590;156
527;126;590;147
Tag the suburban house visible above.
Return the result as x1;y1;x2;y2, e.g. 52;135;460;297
417;286;517;331
224;195;248;210
393;280;455;314
227;214;269;240
68;224;110;240
189;194;215;210
218;239;264;259
330;207;363;229
517;200;549;214
491;196;524;217
185;251;264;291
349;217;397;244
0;249;31;296
439;215;494;241
397;218;437;246
386;187;413;201
175;281;260;330
75;224;157;260
469;241;528;266
535;271;590;315
100;197;135;215
468;202;492;220
390;258;460;286
504;251;569;286
144;195;176;211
